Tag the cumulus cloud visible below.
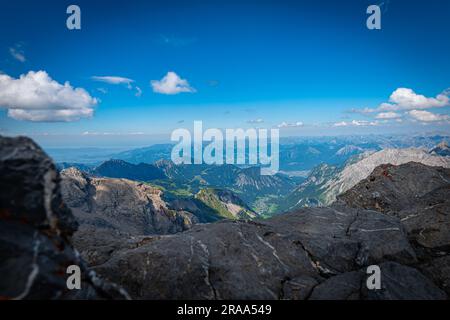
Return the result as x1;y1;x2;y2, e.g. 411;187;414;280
375;111;401;119
9;46;26;62
408;110;450;122
0;70;97;122
151;71;195;95
333;120;378;127
277;121;304;128
351;88;450;116
387;88;449;110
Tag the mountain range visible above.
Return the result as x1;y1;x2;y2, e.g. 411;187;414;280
62;158;296;216
281;147;450;212
3;135;449;300
63;140;449;217
49;134;448;170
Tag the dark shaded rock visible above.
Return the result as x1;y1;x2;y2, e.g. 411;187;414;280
309;262;447;300
282;276;319;300
419;256;450;295
0;136;76;234
271;206;416;271
309;271;363;300
337;162;450;296
343;208;417;266
93;220;317;299
0;136;129;300
337;162;450;216
364;262;446;300
72;226;135;267
337;162;450;253
91;208;420;300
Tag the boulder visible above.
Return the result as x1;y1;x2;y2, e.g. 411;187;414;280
0;136;129;299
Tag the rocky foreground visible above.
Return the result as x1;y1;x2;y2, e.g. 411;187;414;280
0;136;129;299
1;135;449;299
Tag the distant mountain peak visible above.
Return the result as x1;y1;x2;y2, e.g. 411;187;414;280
335;145;363;156
429;141;450;156
93;159;165;181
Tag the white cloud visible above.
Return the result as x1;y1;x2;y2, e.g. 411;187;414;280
388;88;449;110
277;121;303;128
333;121;348;127
151;71;195;95
247;118;264;124
91;76;134;85
408;110;450;122
0;70;97;122
9;47;26;62
92;75;143;96
375;111;401;119
351;88;450;115
333;120;378;127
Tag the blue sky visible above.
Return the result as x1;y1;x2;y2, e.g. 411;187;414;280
0;0;449;147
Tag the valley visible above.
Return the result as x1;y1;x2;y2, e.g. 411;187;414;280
53;134;450;219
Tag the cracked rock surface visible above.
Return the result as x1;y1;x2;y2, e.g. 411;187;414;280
338;162;450;296
90;205;445;299
0;136;129;299
87;162;449;300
